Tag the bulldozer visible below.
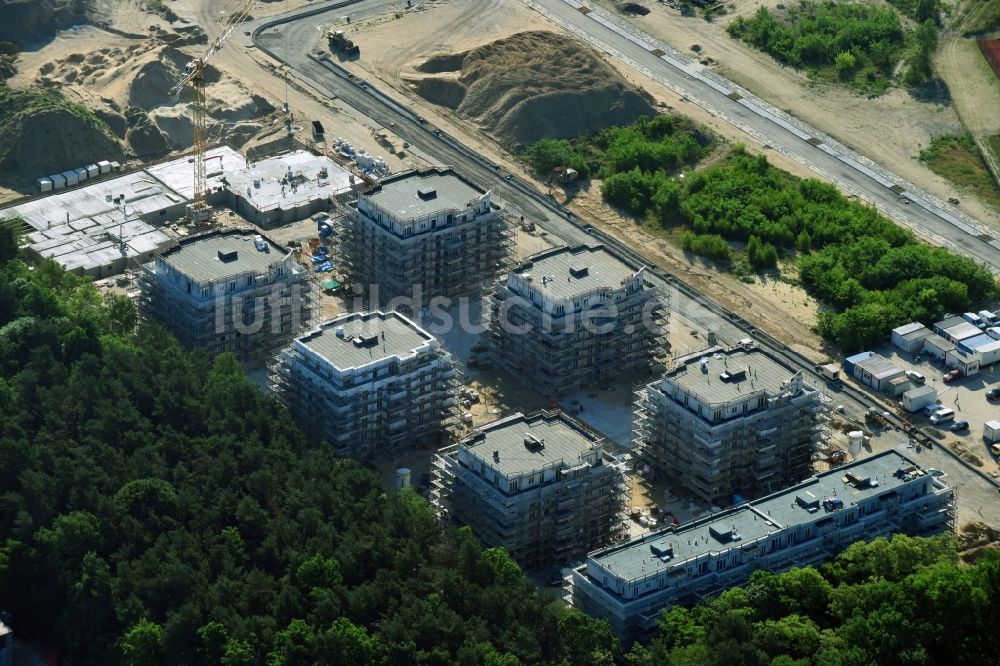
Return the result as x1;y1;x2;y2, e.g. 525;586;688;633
328;29;359;56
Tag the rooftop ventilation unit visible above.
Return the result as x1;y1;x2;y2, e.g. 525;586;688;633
352;333;379;348
569;263;589;278
417;187;437;200
524;433;545;450
720;369;747;383
218;249;238;262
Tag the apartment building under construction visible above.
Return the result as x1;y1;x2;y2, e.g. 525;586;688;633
139;229;313;365
569;450;955;641
269;310;460;459
431;410;629;569
634;340;828;505
488;244;668;397
334;167;514;308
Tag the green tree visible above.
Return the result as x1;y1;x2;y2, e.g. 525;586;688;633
121;619;165;666
834;51;857;79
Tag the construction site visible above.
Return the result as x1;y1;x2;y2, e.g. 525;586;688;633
488;244;669;398
634;340;830;506
431;409;631;570
332;167;515;310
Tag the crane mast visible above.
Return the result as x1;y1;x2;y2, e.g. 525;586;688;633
169;0;260;224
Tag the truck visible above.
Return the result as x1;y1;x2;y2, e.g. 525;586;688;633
311;120;325;142
985;420;1000;447
819;363;841;382
328;29;359;56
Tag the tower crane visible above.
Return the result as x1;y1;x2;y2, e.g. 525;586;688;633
169;0;260;224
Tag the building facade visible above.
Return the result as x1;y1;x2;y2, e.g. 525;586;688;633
334;167;513;308
634;341;827;505
139;230;313;365
488;244;667;397
269;310;460;459
570;450;955;641
431;410;629;569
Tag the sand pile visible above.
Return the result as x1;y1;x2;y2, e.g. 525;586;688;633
0;85;124;180
36;44;275;159
0;0;80;46
406;31;655;147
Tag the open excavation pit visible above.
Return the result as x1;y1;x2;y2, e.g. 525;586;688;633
405;31;656;148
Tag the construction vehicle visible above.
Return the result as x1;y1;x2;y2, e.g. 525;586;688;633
328;29;360;56
169;0;260;224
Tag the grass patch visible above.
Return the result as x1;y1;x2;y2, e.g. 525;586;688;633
963;0;1000;35
919;134;1000;209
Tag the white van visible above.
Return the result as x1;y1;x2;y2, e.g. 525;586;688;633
930;408;955;425
979;310;1000;327
963;312;986;329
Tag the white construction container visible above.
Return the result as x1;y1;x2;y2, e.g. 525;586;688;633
50;173;67;189
97;160;112;174
37;177;53;192
984;420;1000;445
86;164;99;178
61;170;79;186
902;385;937;413
74;167;89;182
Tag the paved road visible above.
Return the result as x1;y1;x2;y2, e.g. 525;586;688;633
246;0;1000;505
528;0;1000;272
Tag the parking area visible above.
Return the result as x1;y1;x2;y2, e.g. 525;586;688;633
868;342;1000;475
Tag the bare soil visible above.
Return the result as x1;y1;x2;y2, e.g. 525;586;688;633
590;0;1000;230
405;30;656;148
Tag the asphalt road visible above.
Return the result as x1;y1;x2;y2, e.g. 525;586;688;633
530;0;1000;272
247;0;1000;501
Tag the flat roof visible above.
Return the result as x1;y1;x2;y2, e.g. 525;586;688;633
664;347;800;404
462;411;601;477
146;145;247;199
855;354;903;379
516;245;642;301
159;231;286;282
590;450;924;583
363;168;485;220
960;333;995;350
943;322;983;341
893;322;931;340
923;333;955;350
935;315;967;330
224;150;355;211
296;310;434;370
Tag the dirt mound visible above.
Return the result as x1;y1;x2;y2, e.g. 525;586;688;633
406;31;655;147
0;0;81;46
0;85;124;180
618;3;651;16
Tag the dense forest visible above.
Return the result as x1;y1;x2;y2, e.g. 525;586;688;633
0;223;618;664
726;1;938;93
1;214;999;663
524;121;996;351
629;533;1000;666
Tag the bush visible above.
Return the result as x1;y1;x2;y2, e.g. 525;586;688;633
727;2;906;94
681;231;731;260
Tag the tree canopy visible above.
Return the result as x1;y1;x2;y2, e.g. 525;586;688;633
0;223;619;665
627;533;1000;666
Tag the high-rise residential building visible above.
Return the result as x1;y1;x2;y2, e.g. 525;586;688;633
431;410;630;569
569;450;955;641
269;310;460;458
488;244;667;397
634;341;827;505
335;167;513;308
139;229;313;364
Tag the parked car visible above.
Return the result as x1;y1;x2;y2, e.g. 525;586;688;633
923;402;944;417
905;370;926;385
950;419;970;433
942;369;962;383
930;408;956;425
987;387;1000;400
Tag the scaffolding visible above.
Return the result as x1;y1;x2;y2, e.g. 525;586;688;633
487;246;668;397
332;173;515;310
137;228;315;366
634;349;830;505
432;410;632;570
268;316;462;459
